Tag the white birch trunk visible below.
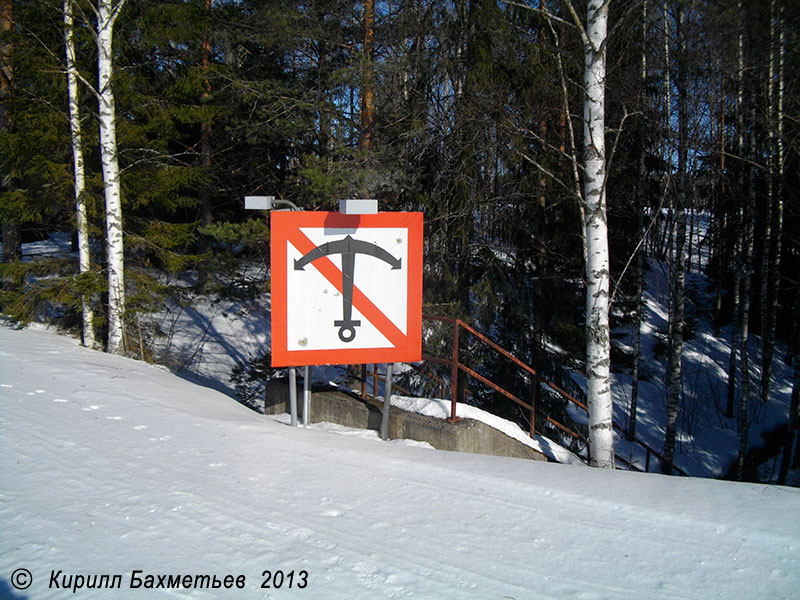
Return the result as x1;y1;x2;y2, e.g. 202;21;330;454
64;0;96;350
97;0;126;354
583;0;614;468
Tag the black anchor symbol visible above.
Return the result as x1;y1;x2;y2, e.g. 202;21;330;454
294;235;402;342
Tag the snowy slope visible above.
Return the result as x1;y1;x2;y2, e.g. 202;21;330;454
2;324;799;599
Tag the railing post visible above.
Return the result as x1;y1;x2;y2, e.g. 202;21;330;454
530;370;539;438
449;320;460;422
360;364;367;399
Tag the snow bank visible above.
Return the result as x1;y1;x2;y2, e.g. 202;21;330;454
391;395;584;465
2;324;799;599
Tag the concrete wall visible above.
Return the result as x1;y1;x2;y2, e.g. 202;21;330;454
264;378;548;462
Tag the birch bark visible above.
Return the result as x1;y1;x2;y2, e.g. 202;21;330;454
97;0;126;354
582;0;614;468
64;0;96;349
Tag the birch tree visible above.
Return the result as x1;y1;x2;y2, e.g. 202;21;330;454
64;0;95;349
565;0;614;468
96;0;127;354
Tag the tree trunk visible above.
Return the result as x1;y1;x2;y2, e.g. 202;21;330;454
64;0;96;349
761;1;784;404
544;3;586;271
778;262;800;484
776;357;799;484
726;218;742;419
726;4;746;420
629;0;647;442
582;0;614;469
197;0;213;256
662;3;687;476
97;0;127;355
713;72;725;336
359;0;374;154
630;204;643;442
735;106;757;481
0;0;21;267
759;0;776;342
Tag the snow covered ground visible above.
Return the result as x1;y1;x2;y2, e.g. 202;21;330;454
2;324;800;599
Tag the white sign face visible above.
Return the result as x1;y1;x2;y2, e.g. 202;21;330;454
271;211;423;367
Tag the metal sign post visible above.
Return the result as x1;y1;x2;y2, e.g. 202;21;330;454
288;366;298;427
380;363;394;440
245;194;302;427
303;365;311;425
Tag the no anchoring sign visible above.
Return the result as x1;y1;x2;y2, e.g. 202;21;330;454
271;211;423;367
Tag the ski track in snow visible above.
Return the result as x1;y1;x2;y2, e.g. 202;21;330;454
1;324;799;599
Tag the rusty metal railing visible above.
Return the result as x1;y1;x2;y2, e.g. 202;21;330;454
352;314;686;475
417;314;686;476
421;314;584;443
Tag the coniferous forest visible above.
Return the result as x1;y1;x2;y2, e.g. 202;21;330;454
1;0;798;479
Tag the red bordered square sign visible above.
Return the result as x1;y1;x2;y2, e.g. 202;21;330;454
270;211;423;367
